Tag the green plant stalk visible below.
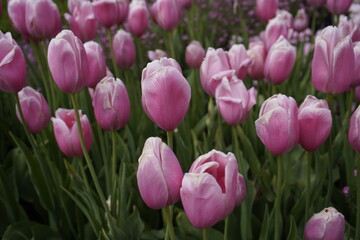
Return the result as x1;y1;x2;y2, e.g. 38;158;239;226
40;40;57;109
306;151;312;221
107;29;120;78
310;10;317;44
275;155;283;240
164;205;176;240
224;216;230;240
167;131;174;150
356;154;360;240
203;228;209;240
167;30;176;59
110;130;117;216
326;93;335;206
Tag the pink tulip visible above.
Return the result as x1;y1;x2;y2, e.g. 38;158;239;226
180;0;191;9
349;105;360;152
307;0;326;7
255;0;278;22
215;75;256;126
180;150;241;229
298;95;332;152
127;0;149;37
141;58;191;131
148;49;168;61
16;86;51;133
293;9;308;32
151;0;182;31
200;48;233;97
113;29;136;69
339;16;360;42
25;0;61;39
264;14;292;51
48;30;89;94
65;1;98;43
92;77;130;131
247;41;266;80
228;44;253;80
326;0;353;15
84;41;106;88
116;0;129;25
304;207;345;240
68;0;89;13
52;108;92;157
0;32;26;93
312;26;355;94
185;41;205;69
7;0;29;37
264;36;296;85
352;42;360;87
137;137;183;209
92;0;118;28
255;94;299;155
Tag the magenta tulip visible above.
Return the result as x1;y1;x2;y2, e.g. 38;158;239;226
298;95;332;152
127;0;149;37
293;9;308;32
339;16;360;43
16;87;51;133
255;94;299;155
0;32;26;93
7;0;29;37
92;0;118;28
113;29;136;69
137;137;183;209
141;58;191;131
307;0;326;7
215;75;256;126
185;41;205;69
304;207;345;240
48;30;89;94
312;26;355;94
84;41;106;88
349;105;360;152
68;0;89;13
116;0;129;25
247;41;266;80
151;0;182;31
52;108;92;157
92;77;130;131
326;0;353;15
255;0;278;22
264;15;292;51
148;49;168;61
228;44;253;80
353;42;360;87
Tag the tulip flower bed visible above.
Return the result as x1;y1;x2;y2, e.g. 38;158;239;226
1;0;360;239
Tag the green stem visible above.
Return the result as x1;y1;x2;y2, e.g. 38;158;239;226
356;154;360;240
274;155;283;240
167;131;173;150
310;10;317;44
110;130;117;215
203;228;209;240
326;94;334;206
164;205;176;240
40;40;57;109
167;30;176;59
107;29;120;78
306;151;312;221
224;217;229;240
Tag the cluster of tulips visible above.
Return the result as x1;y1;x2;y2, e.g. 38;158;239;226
1;0;360;239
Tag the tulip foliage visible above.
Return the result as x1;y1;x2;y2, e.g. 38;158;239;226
1;0;360;239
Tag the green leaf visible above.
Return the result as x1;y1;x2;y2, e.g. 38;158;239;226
2;221;61;240
286;216;298;240
259;205;270;240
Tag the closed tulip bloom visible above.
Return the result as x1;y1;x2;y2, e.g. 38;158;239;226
339;16;360;43
247;41;266;80
265;16;292;51
52;108;92;157
16;87;51;133
298;95;332;152
92;0;118;28
127;0;149;37
7;0;29;37
255;0;278;22
25;0;61;39
0;32;26;93
185;41;205;69
215;76;256;126
352;42;360;87
48;30;89;94
200;48;233;96
180;150;241;229
307;0;326;7
141;58;191;131
293;9;308;32
312;26;355;94
326;0;353;15
137;137;183;209
148;49;168;61
349;105;360;152
84;41;106;88
116;0;129;25
113;29;136;69
68;0;89;13
264;36;296;85
228;44;253;80
255;94;299;155
65;2;98;43
151;0;182;31
304;207;345;240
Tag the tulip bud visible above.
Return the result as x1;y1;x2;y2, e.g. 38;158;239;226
312;26;355;94
137;137;184;209
326;0;353;15
151;0;182;31
127;0;149;37
215;76;256;126
180;150;242;229
7;0;30;37
141;58;191;131
349;105;360;152
185;41;205;69
255;0;278;22
200;48;233;96
307;0;326;7
68;0;89;13
247;41;266;80
116;0;129;25
93;77;130;131
352;42;360;87
84;41;106;88
25;0;61;39
92;0;118;28
265;15;292;51
293;9;308;32
148;49;168;61
48;30;89;94
0;32;27;93
228;44;253;80
52;108;92;157
65;2;98;43
304;207;345;240
113;29;136;69
255;94;299;155
298;95;332;152
16;87;51;133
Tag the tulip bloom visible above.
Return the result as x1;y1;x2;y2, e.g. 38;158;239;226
304;207;345;240
48;30;89;94
264;36;296;85
84;41;106;88
141;58;191;131
298;96;332;152
255;94;299;155
52;108;92;157
148;49;168;61
68;0;89;14
151;0;182;31
116;0;129;25
137;137;183;209
307;0;325;7
92;77;130;131
0;32;27;93
349;105;360;152
16;87;51;133
228;44;253;80
180;150;245;229
92;0;118;28
247;41;266;80
255;0;278;22
112;30;136;69
127;0;149;37
326;0;353;15
293;9;308;32
185;41;205;69
264;15;292;51
7;0;30;37
215;76;256;126
312;26;355;94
